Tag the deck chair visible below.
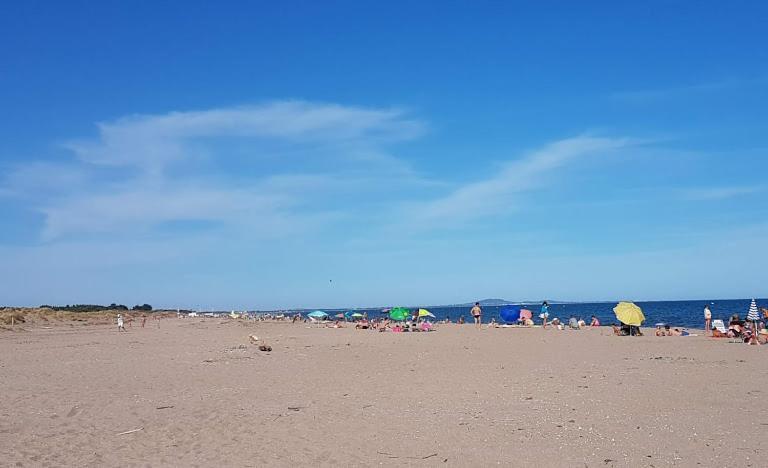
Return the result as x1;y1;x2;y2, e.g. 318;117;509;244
712;319;726;334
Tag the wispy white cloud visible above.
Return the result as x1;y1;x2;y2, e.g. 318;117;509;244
681;185;765;201
403;135;634;225
610;76;767;103
2;101;426;240
64;101;424;172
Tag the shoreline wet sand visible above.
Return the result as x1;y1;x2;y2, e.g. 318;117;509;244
1;319;766;467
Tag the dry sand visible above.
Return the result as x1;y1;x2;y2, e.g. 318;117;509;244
1;318;766;467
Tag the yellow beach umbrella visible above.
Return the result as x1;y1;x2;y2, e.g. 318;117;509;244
613;302;645;327
418;308;435;318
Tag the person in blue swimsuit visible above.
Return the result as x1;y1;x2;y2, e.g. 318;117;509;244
540;301;550;328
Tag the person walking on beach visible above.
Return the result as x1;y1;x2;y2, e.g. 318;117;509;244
704;304;712;335
117;314;126;332
540;301;550;328
470;302;482;328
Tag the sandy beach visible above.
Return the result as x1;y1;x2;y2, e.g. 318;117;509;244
1;318;766;467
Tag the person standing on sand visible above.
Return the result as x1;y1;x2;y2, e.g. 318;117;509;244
704;304;712;335
470;302;482;328
540;301;550;328
117;314;126;332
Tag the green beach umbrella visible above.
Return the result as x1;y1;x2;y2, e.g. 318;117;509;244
389;307;410;321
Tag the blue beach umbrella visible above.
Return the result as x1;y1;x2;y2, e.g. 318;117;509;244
308;310;328;319
500;305;522;324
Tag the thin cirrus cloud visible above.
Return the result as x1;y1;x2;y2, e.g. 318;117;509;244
64;101;425;171
681;185;765;201
609;76;768;103
4;101;638;248
3;101;428;241
403;135;635;225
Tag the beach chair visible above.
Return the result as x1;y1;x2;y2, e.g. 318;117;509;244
712;319;726;334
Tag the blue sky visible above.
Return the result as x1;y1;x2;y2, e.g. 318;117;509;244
1;1;767;309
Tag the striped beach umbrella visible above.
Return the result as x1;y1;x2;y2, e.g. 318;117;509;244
747;299;760;322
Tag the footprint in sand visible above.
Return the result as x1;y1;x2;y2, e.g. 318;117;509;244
66;406;79;418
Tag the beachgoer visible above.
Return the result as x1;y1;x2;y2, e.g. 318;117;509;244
590;316;600;327
117;314;126;332
470;302;482;328
540;301;550;328
577;318;586;328
141;315;147;328
704;305;712;335
568;316;579;329
655;325;664;337
458;315;465;325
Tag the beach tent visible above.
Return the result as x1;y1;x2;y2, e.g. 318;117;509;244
389;307;410;321
417;309;435;318
500;305;522;324
614;302;645;335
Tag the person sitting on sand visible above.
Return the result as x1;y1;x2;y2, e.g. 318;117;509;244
328;320;344;329
420;321;433;332
568;316;579;330
612;323;624;336
577;317;586;328
712;327;729;338
458;316;465;325
590;316;600;327
655;325;665;336
524;318;534;326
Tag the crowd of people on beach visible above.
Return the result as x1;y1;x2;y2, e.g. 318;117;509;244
127;300;768;346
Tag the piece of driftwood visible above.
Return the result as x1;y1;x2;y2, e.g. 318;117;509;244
117;427;144;436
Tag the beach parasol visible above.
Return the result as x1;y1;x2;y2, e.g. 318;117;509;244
389;307;410;321
614;302;645;327
747;299;761;342
500;305;521;324
308;310;328;319
351;312;364;319
417;308;435;318
520;309;533;320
